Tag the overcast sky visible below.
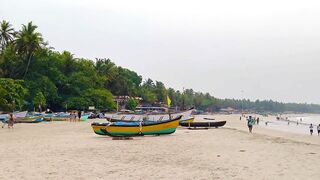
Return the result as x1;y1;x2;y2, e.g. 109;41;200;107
1;0;320;103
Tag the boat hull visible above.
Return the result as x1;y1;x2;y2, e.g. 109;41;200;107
105;108;194;122
179;121;226;128
15;117;44;123
91;116;181;137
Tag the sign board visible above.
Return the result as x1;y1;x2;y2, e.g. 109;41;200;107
88;106;95;110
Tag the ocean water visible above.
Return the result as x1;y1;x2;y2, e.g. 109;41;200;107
260;115;320;135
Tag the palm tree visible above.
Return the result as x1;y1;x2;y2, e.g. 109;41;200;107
61;51;75;75
15;21;44;79
0;20;15;51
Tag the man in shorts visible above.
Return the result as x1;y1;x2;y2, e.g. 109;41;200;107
309;124;314;135
247;116;254;133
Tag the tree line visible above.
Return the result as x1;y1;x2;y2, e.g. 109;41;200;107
1;20;320;113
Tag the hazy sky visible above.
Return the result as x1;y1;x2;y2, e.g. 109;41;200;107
1;0;320;103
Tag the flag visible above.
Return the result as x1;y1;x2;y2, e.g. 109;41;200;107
167;95;171;108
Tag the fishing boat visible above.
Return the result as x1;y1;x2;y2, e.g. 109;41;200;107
179;121;226;128
105;108;194;122
80;115;89;121
91;115;182;137
108;115;194;123
0;111;28;120
15;117;44;123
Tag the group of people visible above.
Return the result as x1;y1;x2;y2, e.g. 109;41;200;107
1;113;15;129
245;115;320;136
69;111;82;122
309;124;320;136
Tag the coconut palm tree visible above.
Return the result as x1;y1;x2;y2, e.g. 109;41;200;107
0;20;15;51
15;21;44;79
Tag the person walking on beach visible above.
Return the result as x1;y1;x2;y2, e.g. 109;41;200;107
317;124;320;136
247;116;254;133
256;117;260;125
8;113;15;129
309;124;314;135
78;111;81;121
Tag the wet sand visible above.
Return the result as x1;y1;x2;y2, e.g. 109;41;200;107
0;114;320;180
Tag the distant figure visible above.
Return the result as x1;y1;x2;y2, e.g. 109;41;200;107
74;113;77;122
300;118;302;122
70;113;76;122
8;113;15;129
317;124;320;136
78;111;81;120
256;117;260;125
247;116;254;133
240;116;242;121
296;120;299;125
287;121;290;125
309;124;314;135
265;121;268;126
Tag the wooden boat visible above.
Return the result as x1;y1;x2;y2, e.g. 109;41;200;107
15;117;44;123
0;111;28;120
91;115;182;137
179;121;226;128
108;116;194;123
80;115;89;121
105;108;194;122
44;117;70;121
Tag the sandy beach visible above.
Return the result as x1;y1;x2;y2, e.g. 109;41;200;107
1;114;320;180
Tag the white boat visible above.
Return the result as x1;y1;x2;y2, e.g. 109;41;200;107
14;111;28;118
105;109;194;122
0;111;28;120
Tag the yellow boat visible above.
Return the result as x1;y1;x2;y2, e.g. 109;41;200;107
91;115;182;137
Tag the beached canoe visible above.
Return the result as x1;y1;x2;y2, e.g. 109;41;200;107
179;121;226;128
15;117;44;123
105;108;194;122
80;115;89;121
91;115;182;137
0;111;28;120
108;116;194;123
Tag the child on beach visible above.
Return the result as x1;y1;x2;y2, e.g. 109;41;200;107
8;114;15;129
317;124;320;136
309;124;314;135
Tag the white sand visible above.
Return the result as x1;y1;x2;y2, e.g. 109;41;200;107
0;115;320;180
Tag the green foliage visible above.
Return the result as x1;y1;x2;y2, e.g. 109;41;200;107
0;78;27;111
64;97;89;110
107;67;142;96
83;89;116;111
33;91;46;111
126;98;139;110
